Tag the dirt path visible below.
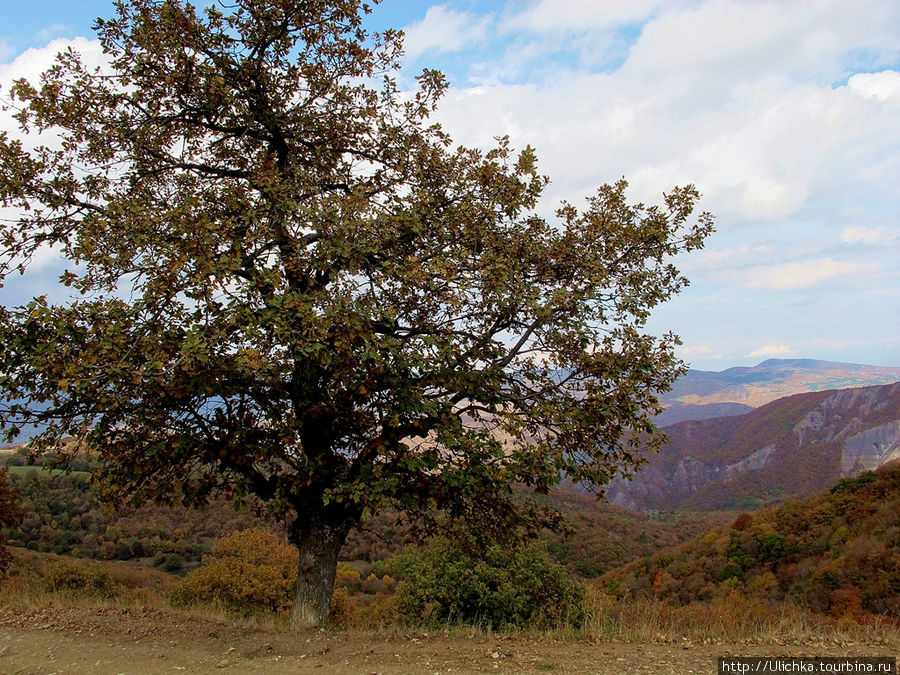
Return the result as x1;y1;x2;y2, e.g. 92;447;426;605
0;606;894;674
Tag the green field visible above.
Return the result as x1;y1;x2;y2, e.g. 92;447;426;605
4;465;90;479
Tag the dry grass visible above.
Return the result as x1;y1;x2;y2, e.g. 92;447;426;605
580;588;900;648
3;552;898;649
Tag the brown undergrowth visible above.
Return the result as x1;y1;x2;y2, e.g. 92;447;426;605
2;549;897;650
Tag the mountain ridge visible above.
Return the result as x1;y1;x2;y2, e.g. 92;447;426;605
610;380;900;512
657;358;900;421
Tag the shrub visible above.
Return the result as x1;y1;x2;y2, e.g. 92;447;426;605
161;553;185;572
329;585;356;625
731;513;753;531
394;537;584;629
170;528;297;615
334;562;362;592
830;586;863;619
40;560;119;599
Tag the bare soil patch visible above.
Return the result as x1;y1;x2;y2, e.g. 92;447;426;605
0;605;895;674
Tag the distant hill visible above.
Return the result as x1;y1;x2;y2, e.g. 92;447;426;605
661;359;900;411
609;381;900;511
602;461;900;619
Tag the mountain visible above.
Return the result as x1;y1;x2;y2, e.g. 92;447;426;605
661;359;900;411
608;381;900;512
654;401;754;426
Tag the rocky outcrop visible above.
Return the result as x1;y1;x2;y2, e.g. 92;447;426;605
842;421;900;475
725;443;776;475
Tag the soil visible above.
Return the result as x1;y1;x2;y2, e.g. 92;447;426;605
0;605;894;674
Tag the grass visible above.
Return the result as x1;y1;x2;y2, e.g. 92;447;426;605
5;465;90;479
579;589;900;648
2;551;898;649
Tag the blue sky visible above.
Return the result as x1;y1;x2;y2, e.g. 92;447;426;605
1;0;899;371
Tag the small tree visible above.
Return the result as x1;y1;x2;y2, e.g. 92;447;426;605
0;0;712;627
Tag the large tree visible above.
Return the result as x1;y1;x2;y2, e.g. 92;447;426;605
0;0;713;628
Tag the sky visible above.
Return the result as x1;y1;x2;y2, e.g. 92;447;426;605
0;0;898;372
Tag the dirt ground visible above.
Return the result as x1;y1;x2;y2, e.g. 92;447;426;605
0;605;895;674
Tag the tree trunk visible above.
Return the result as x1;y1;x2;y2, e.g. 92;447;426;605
289;517;350;630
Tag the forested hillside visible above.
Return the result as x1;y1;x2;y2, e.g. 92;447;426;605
603;461;900;619
1;452;709;581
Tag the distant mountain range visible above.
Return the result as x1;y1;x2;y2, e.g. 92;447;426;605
655;358;900;425
609;380;900;512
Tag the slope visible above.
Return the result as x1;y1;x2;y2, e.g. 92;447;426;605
608;381;900;511
602;460;900;620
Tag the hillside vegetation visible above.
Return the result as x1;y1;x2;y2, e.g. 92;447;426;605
603;460;900;620
1;448;710;582
2;459;899;648
3;383;899;635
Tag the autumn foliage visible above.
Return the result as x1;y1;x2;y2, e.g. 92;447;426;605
602;462;900;620
0;467;23;575
170;528;297;615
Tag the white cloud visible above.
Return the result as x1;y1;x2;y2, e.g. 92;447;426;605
840;225;896;245
36;24;69;42
691;244;769;268
623;0;900;86
425;0;900;234
0;38;106;93
402;6;492;60
743;259;876;291
749;344;794;358
0;38;106;148
505;0;662;32
848;70;900;101
678;344;723;361
0;37;109;290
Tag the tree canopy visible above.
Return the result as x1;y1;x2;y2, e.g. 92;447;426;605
0;0;713;627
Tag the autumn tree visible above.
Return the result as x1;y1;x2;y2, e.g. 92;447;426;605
0;468;23;575
0;0;713;627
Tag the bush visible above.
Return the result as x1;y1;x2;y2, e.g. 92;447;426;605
160;553;184;572
394;537;585;629
170;528;297;615
40;560;119;599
